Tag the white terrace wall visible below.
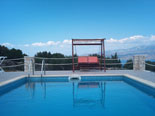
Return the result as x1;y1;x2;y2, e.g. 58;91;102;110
133;55;145;71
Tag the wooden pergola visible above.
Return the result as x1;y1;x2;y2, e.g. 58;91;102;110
72;39;106;72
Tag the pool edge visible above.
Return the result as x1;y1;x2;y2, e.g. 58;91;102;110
0;74;155;89
0;75;26;87
123;74;155;88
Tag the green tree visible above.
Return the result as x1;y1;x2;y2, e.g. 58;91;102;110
0;45;27;71
106;53;122;69
123;59;133;69
0;45;26;59
35;52;72;70
145;61;155;72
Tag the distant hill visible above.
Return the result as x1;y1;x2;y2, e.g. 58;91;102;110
106;45;155;60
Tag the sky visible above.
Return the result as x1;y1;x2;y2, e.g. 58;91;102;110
0;0;155;56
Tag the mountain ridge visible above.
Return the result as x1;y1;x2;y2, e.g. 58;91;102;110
106;45;155;60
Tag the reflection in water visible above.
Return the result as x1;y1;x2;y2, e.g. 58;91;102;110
25;80;46;99
25;80;106;108
73;82;106;108
41;80;46;99
25;81;35;98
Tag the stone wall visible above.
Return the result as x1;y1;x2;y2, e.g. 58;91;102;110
133;55;145;71
24;56;35;72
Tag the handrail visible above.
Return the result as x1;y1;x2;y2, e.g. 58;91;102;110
0;67;4;72
35;63;77;65
105;62;133;65
28;60;31;77
1;64;24;68
0;56;7;65
35;57;77;60
34;57;127;61
145;63;155;67
0;57;7;72
1;56;154;61
41;59;46;77
5;58;24;61
28;59;35;77
35;62;133;66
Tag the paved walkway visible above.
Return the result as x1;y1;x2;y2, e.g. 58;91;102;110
0;70;155;83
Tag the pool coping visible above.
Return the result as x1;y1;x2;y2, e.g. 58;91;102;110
0;75;26;87
0;74;155;89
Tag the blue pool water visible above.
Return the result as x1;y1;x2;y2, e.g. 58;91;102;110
0;76;155;116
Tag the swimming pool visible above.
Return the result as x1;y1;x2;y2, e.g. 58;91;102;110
0;76;155;116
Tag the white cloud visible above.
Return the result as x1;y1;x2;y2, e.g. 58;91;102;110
105;35;155;51
32;42;46;46
60;45;64;48
150;35;155;41
106;35;145;44
1;35;153;48
119;38;128;43
129;35;144;40
106;38;118;43
31;41;61;47
63;40;72;44
1;43;13;47
47;41;60;45
1;35;155;56
24;44;30;47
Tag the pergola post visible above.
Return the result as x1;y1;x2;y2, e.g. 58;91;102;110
103;40;106;72
101;40;103;70
72;39;75;72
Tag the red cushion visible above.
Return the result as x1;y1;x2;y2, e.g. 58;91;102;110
78;56;99;64
78;56;88;63
88;57;99;63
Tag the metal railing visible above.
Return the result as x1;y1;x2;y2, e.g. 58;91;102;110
0;56;7;72
0;57;155;74
41;59;46;77
28;60;31;77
